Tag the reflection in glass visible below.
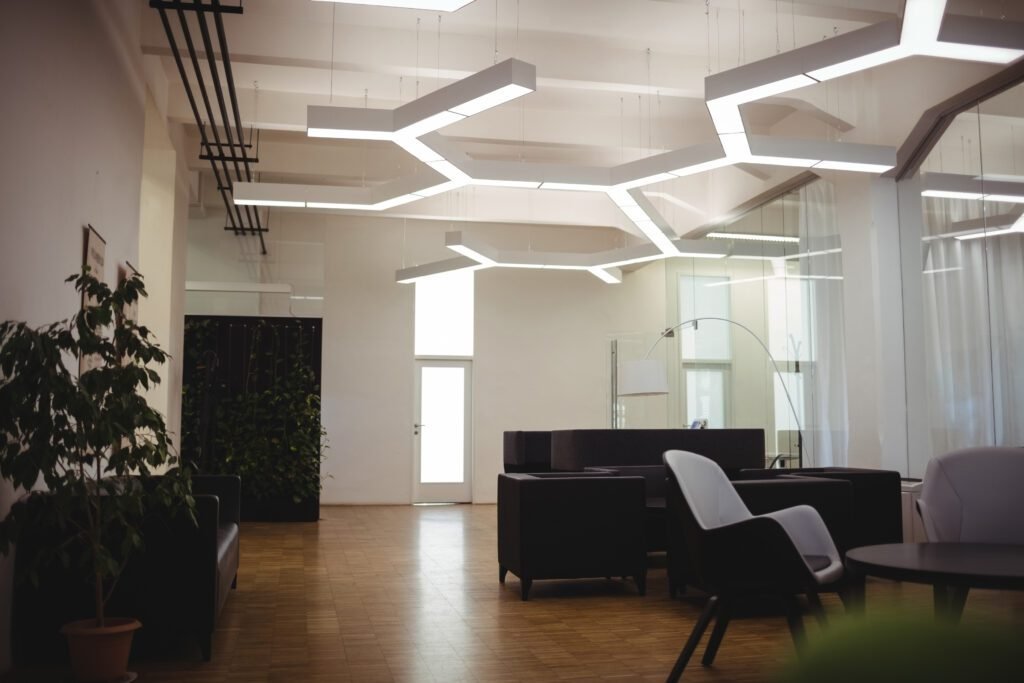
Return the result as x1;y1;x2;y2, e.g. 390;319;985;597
911;84;1024;464
615;177;847;467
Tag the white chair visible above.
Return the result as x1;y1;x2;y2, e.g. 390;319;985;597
917;447;1024;544
664;450;845;682
916;447;1024;617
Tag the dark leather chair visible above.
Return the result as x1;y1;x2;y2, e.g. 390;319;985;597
737;466;902;550
497;472;647;600
664;450;847;682
585;464;669;552
10;474;240;663
503;430;553;473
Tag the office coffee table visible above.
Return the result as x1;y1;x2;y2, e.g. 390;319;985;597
845;543;1024;619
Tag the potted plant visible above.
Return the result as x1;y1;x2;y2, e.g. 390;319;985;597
182;318;326;521
0;269;194;682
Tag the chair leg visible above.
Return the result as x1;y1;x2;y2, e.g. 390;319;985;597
231;574;238;590
700;596;732;667
520;578;532;601
499;566;508;584
666;595;719;683
783;595;806;653
806;592;827;627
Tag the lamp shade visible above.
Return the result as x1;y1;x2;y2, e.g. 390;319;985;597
618;359;670;396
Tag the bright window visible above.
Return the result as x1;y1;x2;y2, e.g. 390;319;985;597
414;270;474;356
679;275;731;361
685;367;727;428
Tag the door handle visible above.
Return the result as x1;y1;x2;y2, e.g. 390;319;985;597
414;423;425;435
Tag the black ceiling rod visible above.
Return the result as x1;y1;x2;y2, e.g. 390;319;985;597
192;0;261;244
155;6;240;236
174;7;247;234
149;1;243;14
211;0;266;254
188;2;253;236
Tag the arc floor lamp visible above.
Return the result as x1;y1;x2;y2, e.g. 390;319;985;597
614;316;804;468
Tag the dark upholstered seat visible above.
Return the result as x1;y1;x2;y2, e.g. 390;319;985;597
497;472;647;600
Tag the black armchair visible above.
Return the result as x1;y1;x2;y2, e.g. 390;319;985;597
497;472;647;600
664;450;846;682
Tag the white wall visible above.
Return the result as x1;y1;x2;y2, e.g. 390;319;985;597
183;206;666;504
138;91;190;445
0;0;149;671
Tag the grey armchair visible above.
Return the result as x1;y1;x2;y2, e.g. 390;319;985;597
917;447;1024;544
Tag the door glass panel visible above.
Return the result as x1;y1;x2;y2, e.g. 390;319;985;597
419;366;465;483
685;368;726;428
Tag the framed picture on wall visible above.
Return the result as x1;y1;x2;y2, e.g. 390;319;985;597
79;224;106;376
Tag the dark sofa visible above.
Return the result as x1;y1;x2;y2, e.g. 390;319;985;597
497;472;647;599
550;428;766;475
503;430;553;473
11;474;240;663
736;466;903;549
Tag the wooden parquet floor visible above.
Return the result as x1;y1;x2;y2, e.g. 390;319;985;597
11;504;1024;682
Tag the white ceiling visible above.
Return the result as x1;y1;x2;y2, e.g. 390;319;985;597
141;0;1019;237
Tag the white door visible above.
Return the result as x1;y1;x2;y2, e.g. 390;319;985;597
413;359;472;503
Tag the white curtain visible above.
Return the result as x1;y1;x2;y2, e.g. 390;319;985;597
921;200;1024;453
798;180;848;467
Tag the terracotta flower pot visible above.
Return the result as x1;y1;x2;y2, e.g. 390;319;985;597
60;618;141;682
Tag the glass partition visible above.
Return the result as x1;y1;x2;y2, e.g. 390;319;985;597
904;81;1024;475
614;177;848;469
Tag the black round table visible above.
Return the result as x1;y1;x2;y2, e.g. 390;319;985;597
845;543;1024;619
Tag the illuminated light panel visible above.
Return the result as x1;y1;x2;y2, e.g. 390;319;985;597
596;253;665;269
719;133;751;158
372;194;422;210
396;110;466;138
234;198;305;207
540;182;612;192
447;244;497;266
745;155;818;168
306;127;393;140
306;201;367;210
922;189;985;201
707;231;800;244
394;137;444;163
450;83;533;116
901;0;945;49
706;100;745;135
916;43;1024;64
669;157;734;177
783;247;843;260
715;74;818;106
470;179;542;189
414;179;469;198
676;251;727;260
954;224;1024;241
614;172;677;190
617;204;653;223
311;1;476;13
815;160;895;173
427;159;471;181
588;267;622;284
807;45;909;81
631;218;679;255
985;194;1024;204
